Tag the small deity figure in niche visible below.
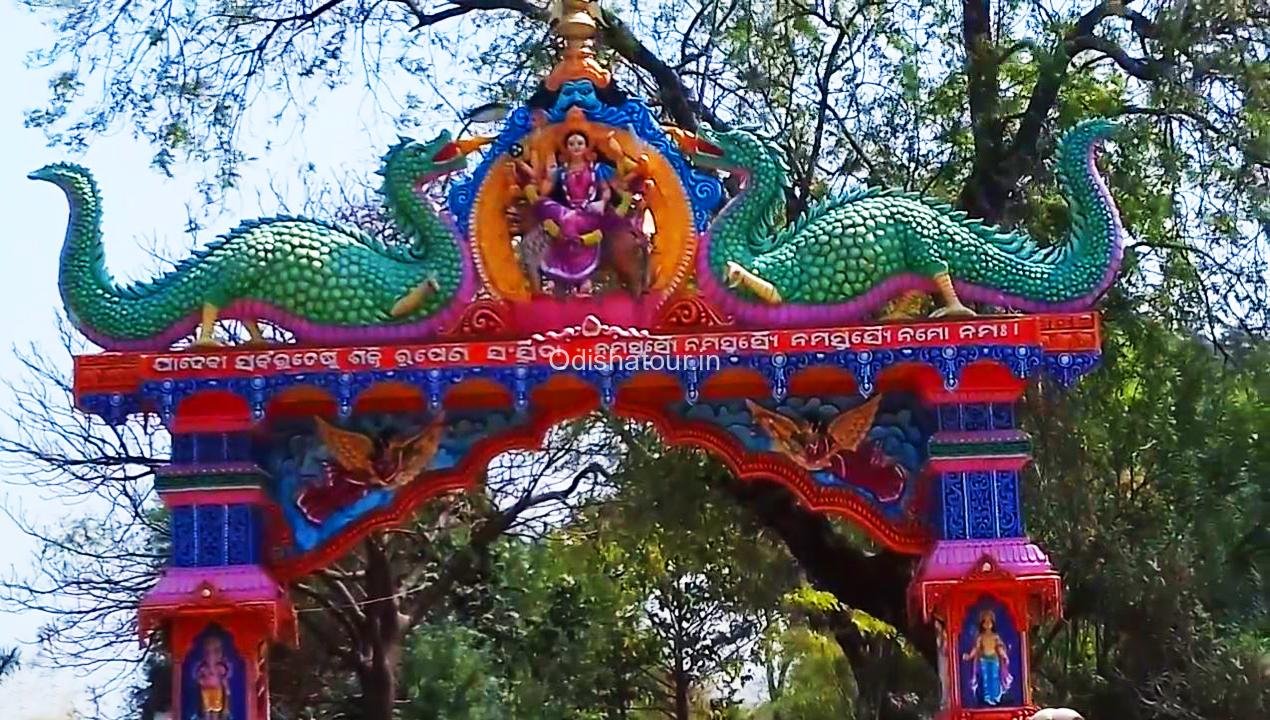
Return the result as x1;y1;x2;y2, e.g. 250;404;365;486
195;635;233;720
963;608;1013;706
509;114;651;297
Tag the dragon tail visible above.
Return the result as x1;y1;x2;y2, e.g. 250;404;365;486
31;164;202;348
964;119;1126;309
1051;118;1126;299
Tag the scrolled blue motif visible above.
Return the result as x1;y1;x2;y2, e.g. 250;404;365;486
195;504;228;566
496;365;550;413
1043;350;1102;388
226;504;257;565
172;506;197;567
941;472;969;539
966;470;996;538
994;470;1022;537
919;346;995;390
79;392;140;425
760;353;790;401
843;348;895;396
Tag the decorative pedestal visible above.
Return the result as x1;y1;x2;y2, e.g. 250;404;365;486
140;439;296;720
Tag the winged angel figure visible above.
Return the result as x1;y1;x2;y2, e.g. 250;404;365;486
296;416;446;523
744;396;908;502
745;396;881;470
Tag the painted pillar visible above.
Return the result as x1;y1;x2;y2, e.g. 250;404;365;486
911;389;1062;720
139;431;295;720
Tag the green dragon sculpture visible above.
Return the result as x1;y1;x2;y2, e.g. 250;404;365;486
31;132;484;350
679;119;1124;325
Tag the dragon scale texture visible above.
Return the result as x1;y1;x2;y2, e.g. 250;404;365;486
690;119;1125;323
32;133;476;350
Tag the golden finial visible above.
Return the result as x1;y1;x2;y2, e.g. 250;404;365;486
545;0;610;90
550;0;601;40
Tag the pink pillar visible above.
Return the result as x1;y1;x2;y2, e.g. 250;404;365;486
139;433;295;720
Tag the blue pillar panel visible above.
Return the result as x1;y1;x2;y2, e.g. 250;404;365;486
936;403;1017;431
940;472;969;540
171;504;263;567
938;469;1024;540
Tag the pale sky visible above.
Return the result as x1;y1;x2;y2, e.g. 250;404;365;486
0;2;468;714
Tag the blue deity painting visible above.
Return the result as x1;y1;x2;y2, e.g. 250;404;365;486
182;625;246;720
260;410;520;554
959;597;1023;708
551;79;605;114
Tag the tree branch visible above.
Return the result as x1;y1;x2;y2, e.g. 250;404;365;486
598;8;721;130
397;0;549;29
1071;34;1172;80
793;24;849;217
959;0;1008;220
1003;0;1174;218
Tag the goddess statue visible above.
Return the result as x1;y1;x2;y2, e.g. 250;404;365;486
963;608;1014;706
535;130;613;289
195;635;233;719
511;124;650;296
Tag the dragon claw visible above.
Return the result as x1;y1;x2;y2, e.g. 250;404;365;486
391;278;440;318
725;261;782;304
931;303;976;319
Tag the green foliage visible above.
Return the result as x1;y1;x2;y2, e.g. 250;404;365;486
753;627;854;720
400;623;506;719
471;538;661;718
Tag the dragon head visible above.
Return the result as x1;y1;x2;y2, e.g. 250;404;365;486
1067;118;1118;158
381;130;489;185
670;124;787;187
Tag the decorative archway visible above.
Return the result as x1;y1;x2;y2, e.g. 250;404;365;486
51;4;1121;718
79;308;1101;719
